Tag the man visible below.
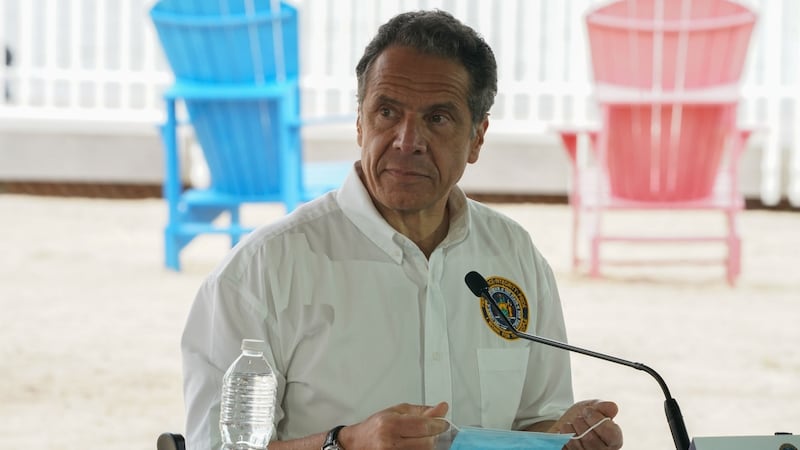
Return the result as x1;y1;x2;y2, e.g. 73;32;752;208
182;10;623;450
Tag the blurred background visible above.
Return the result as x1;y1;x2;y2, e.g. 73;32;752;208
1;1;798;450
0;0;798;206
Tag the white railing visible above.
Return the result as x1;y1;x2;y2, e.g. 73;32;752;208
1;0;798;205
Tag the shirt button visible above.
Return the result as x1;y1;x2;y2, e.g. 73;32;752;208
432;352;442;361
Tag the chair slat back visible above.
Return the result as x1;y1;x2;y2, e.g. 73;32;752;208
585;0;756;201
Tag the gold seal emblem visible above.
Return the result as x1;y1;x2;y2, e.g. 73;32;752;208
479;276;529;340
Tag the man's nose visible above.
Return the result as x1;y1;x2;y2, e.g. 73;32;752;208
394;116;427;153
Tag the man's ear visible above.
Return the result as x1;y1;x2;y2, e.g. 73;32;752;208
468;117;489;164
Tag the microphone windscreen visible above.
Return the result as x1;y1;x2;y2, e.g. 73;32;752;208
464;271;490;297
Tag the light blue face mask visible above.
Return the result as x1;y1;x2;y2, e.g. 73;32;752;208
441;417;610;450
448;426;571;450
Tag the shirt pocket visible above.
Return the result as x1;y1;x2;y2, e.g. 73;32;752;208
476;347;530;429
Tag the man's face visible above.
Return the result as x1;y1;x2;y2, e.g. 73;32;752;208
357;45;488;217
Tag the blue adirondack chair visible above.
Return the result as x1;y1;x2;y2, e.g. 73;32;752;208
151;1;351;270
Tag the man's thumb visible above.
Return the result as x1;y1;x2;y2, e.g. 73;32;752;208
423;401;449;418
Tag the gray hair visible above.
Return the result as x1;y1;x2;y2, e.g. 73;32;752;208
355;10;498;125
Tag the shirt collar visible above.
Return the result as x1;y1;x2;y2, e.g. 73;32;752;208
336;162;471;263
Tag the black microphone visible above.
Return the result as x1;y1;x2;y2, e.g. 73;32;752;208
464;270;691;450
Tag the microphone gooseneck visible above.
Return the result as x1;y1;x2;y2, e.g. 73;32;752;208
464;270;691;450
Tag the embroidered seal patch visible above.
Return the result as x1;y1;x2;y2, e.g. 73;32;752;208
479;276;529;340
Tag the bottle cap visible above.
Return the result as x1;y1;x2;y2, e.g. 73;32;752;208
241;339;267;352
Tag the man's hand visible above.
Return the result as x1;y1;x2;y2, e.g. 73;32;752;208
337;402;449;450
552;399;623;450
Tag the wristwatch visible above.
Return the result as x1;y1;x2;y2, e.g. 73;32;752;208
321;425;346;450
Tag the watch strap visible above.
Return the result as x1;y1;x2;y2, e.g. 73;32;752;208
322;425;346;450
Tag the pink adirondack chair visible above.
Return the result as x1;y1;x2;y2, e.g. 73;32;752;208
557;0;757;284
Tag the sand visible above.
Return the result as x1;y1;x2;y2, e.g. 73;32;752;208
1;194;798;449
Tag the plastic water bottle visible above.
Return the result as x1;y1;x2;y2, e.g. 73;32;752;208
220;339;277;450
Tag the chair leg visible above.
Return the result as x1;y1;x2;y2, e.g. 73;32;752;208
727;227;741;286
725;208;741;286
571;198;580;270
727;236;741;286
164;227;180;271
230;206;242;247
589;202;602;277
161;97;182;272
589;236;601;277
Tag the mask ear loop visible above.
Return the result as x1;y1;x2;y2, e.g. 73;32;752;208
570;417;611;440
435;417;609;441
435;417;461;432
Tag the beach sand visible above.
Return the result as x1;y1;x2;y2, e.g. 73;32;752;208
1;194;798;449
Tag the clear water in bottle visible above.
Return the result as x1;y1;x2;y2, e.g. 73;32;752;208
220;339;277;450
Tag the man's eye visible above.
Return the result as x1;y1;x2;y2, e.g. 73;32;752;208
379;107;393;117
430;114;449;124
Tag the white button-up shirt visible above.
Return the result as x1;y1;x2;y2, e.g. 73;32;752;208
181;167;574;450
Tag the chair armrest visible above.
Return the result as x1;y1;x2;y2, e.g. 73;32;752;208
156;433;185;450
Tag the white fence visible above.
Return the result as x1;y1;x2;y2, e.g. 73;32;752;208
1;0;798;205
